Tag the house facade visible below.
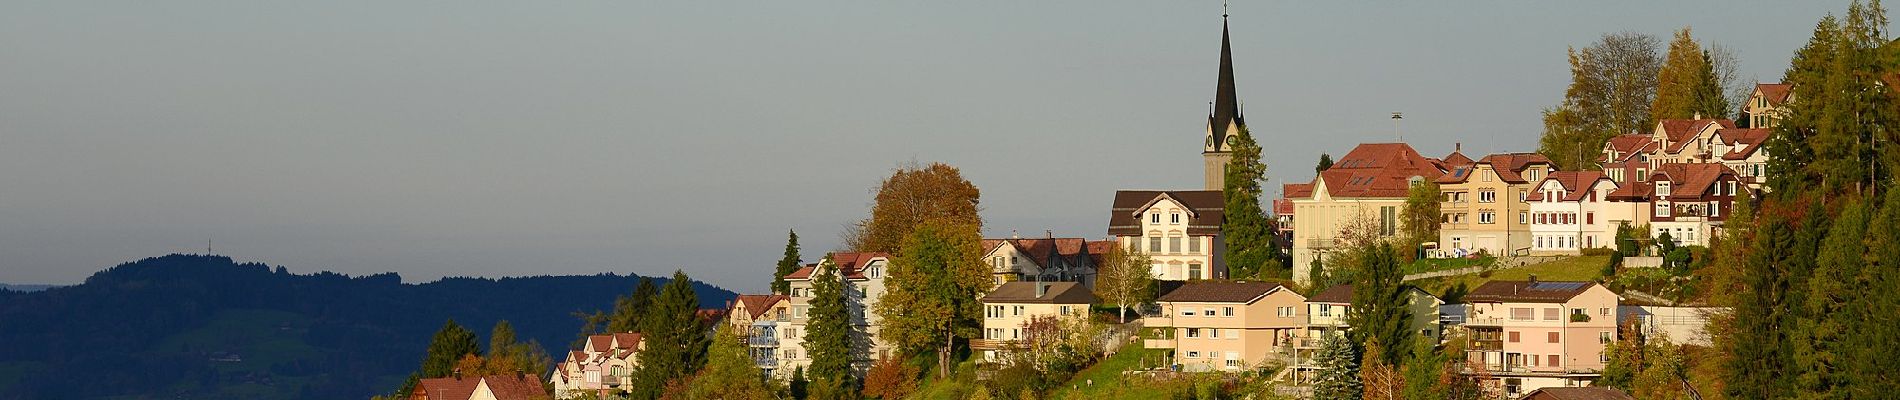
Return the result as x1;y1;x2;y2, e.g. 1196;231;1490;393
1742;83;1793;129
974;281;1099;361
1437;153;1553;257
1646;163;1745;247
1143;281;1307;372
551;333;643;398
1526;171;1621;255
1460;279;1619;397
1107;190;1226;280
1286;143;1448;282
726;294;790;376
979;236;1107;288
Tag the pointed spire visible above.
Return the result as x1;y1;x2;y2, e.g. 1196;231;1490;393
1209;12;1243;153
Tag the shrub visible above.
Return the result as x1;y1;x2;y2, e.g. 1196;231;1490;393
1580;247;1615;256
1570;313;1592;323
862;356;920;399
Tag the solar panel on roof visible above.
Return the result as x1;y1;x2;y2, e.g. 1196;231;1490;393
1529;282;1585;291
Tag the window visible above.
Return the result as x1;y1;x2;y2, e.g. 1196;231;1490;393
1655;202;1671;217
1186;328;1201;338
1548;332;1560;343
1150;213;1160;224
1188;264;1203;280
1480;190;1497;203
1187;237;1201;253
1600;331;1613;344
1223;307;1234;317
1060;306;1072;315
1380;206;1397;236
1319;305;1332;317
1709;201;1720;217
1510;308;1533;320
1586;212;1594;225
1544;308;1560;320
1012;306;1024;316
1656;182;1672;197
1186;351;1201;358
1519;190;1529;203
1509;331;1521;342
1600;307;1611;316
1483;171;1493;182
1601;353;1610;363
1226;359;1242;368
1170;212;1181;224
1520;212;1527;224
1202;308;1216;316
1479;212;1495;224
795;306;807;318
1210;329;1220;338
1180;308;1195;317
1149;237;1162;253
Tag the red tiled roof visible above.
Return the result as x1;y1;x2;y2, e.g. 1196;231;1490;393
1605;181;1653;201
586;335;611;352
1443;151;1474;166
1282;182;1313;199
1480;153;1553;183
1464;280;1600;303
416;376;482;400
1756;83;1793;105
1651;163;1738;200
980;237;1093;269
784;253;892;280
1106;190;1224;236
1523;386;1636;400
1658;119;1735;154
1272;198;1293;215
1526;171;1610;202
1085;240;1117;265
1296;143;1446;199
1716;128;1770;160
611;332;643;350
1306;285;1355;303
732;294;789;320
479;374;548;400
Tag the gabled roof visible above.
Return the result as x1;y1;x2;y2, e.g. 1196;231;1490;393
1084;240;1117;266
784;252;893;280
1157;281;1291;304
1526;171;1611;202
1106;190;1224;236
416;376;482;400
1464;280;1601;303
586;335;611;352
1297;143;1446;199
1522;386;1635;400
981;237;1094;269
732;294;789;320
1716;128;1770;160
1282;182;1314;199
1442;150;1474;166
1651;163;1738;199
1601;134;1658;164
1605;181;1654;201
417;374;547;400
611;332;643;350
981;281;1099;304
1305;284;1438;304
1755;83;1793;106
1657;119;1736;154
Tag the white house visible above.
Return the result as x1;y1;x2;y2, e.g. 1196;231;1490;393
1527;171;1620;255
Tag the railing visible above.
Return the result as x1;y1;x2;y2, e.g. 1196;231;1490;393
754;356;777;367
1292;337;1324;349
749;336;780;347
970;339;1008;350
1471;340;1505;351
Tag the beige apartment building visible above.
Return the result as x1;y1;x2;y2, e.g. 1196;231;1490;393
1289;285;1443;382
973;281;1098;361
778;252;892;380
1107;190;1225;280
1437;153;1553;257
1742;83;1792;129
726;294;790;377
1143;281;1307;372
1460;279;1619;397
1286;143;1448;283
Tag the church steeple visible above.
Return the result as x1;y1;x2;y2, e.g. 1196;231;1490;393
1203;12;1246;191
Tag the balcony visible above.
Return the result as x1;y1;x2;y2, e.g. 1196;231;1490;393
1291;337;1325;349
1144;337;1176;349
1471;339;1505;351
754;356;777;368
749;336;780;347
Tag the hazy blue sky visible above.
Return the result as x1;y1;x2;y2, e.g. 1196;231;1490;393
0;1;1866;293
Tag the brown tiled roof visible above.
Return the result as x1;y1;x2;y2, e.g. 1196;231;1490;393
1526;171;1610;202
1106;190;1224;236
981;281;1099;304
1156;281;1289;304
586;335;611;352
1085;240;1116;265
1298;143;1446;199
479;374;549;400
611;332;643;350
981;237;1094;269
1272;198;1293;215
1605;181;1654;201
784;253;892;280
1443;151;1474;166
1651;163;1738;200
1756;83;1793;105
1658;119;1735;154
732;294;788;320
1522;386;1636;400
416;376;482;400
1306;285;1354;303
1717;128;1770;160
1464;280;1600;303
1604;134;1653;163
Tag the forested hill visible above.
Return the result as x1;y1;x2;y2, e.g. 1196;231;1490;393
0;254;736;400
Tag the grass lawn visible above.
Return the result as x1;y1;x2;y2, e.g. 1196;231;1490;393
1413;255;1610;299
1045;343;1187;400
1404;255;1495;275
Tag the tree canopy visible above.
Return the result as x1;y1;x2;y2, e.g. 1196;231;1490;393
873;220;991;378
1223;126;1283;280
849;162;982;254
1539;32;1663;170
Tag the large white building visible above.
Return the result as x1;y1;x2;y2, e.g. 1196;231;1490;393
1108;190;1226;280
1526;171;1622;255
778;252;893;379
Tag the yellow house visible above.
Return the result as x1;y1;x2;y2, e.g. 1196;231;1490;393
1742;83;1792;129
1286;143;1448;283
1143;281;1307;372
973;281;1098;361
1436;153;1553;257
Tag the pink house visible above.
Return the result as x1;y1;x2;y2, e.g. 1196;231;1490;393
1459;278;1618;396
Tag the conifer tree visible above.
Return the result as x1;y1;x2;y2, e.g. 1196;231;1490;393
1795;196;1867;397
610;277;660;333
1311;334;1362;400
774;230;803;294
421;319;481;378
1223;127;1281;279
805;254;860;400
1652;27;1729;122
629;271;710;400
1398;336;1445;400
1316;153;1334;173
1348;242;1413;367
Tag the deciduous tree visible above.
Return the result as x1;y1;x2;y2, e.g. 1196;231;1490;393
676;324;782;400
1400;180;1441;258
1539;32;1663;171
875;220;991;378
1652;27;1731;122
1095;243;1155;323
850;162;982;254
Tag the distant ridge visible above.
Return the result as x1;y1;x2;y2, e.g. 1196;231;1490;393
0;254;737;400
0;283;57;293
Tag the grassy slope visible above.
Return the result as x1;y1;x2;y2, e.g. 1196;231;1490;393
1412;255;1610;298
1046;343;1171;400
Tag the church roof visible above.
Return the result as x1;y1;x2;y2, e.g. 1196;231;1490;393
1207;16;1243;153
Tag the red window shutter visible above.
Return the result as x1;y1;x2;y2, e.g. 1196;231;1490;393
1548;332;1559;343
1509;332;1520;342
1586;212;1594;224
1548;354;1560;367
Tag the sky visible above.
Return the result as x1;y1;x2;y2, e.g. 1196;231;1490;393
0;1;1869;293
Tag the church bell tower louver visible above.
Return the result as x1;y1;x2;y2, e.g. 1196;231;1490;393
1203;12;1246;191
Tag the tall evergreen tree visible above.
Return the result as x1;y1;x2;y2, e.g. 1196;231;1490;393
610;277;660;333
1652;27;1730;122
1223;127;1281;279
804;254;860;400
1316;153;1334;173
1794;195;1866;397
773;230;803;295
1348;242;1413;367
1311;334;1363;400
629;270;710;400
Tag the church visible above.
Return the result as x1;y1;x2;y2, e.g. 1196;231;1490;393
1107;13;1249;281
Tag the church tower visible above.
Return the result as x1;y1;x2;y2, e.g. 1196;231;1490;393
1202;13;1246;191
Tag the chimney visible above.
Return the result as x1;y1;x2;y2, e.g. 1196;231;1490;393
1011;229;1019;239
1694;112;1703;119
453;368;462;380
1528;274;1538;286
1456;142;1462;152
516;368;525;380
1046;229;1054;239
